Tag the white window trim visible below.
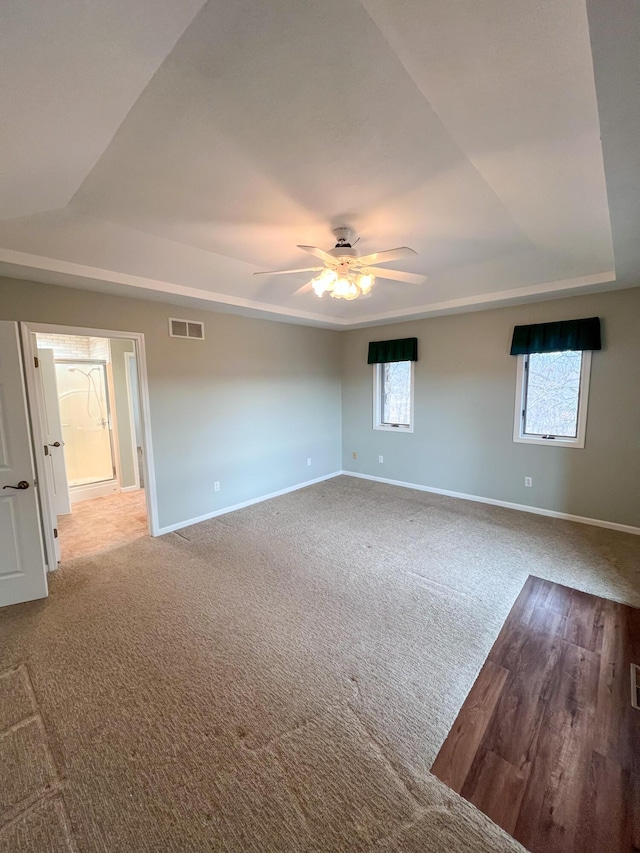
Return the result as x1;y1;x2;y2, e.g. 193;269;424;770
373;361;414;433
513;350;592;449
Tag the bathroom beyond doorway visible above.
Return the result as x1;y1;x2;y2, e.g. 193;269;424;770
57;490;148;561
34;331;149;562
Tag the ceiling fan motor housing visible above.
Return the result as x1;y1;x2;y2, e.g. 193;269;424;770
332;226;356;253
330;248;360;263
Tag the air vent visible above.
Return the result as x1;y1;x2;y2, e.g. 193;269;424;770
169;318;205;340
631;664;640;711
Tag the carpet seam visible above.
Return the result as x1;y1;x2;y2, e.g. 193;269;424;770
0;662;79;850
22;662;66;783
241;710;328;753
0;787;65;834
346;702;425;810
268;742;314;840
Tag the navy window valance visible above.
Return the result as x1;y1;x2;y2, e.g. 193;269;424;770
368;337;418;364
510;317;601;356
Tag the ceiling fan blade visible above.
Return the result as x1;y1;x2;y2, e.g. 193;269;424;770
371;268;426;285
356;247;417;267
292;281;314;296
253;266;324;276
296;245;337;264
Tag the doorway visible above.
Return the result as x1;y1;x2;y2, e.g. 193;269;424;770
23;325;157;567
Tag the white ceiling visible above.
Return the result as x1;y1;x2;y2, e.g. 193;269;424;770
1;0;638;328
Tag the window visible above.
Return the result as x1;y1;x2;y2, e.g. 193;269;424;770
513;350;592;448
373;361;413;432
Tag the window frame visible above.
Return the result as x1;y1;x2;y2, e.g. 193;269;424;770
513;350;592;449
373;360;414;433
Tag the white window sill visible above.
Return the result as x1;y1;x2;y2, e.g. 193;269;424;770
513;435;584;449
373;424;413;433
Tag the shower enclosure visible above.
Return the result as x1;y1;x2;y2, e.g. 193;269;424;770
55;361;116;487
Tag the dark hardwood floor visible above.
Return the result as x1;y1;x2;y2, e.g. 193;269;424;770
431;576;640;853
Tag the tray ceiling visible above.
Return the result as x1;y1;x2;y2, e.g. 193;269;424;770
1;0;637;328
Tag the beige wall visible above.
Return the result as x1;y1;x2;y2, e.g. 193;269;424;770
2;276;638;531
342;288;640;528
0;278;343;530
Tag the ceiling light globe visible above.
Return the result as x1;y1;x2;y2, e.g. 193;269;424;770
356;273;374;294
333;277;352;298
312;275;327;296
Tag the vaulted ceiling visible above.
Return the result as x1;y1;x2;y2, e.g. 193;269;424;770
1;0;638;328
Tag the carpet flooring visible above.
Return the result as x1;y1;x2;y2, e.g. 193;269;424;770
0;476;639;852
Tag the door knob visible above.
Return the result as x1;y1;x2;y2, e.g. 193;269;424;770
3;481;30;490
48;442;61;448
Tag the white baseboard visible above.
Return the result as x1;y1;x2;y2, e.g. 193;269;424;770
69;480;120;504
341;471;640;536
120;484;141;493
156;471;343;535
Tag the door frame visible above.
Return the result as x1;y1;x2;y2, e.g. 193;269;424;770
105;356;123;490
123;350;141;491
20;323;160;569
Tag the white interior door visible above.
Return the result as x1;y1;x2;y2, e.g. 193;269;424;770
36;348;71;516
0;322;48;607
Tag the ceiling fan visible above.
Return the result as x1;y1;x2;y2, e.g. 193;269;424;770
253;227;426;300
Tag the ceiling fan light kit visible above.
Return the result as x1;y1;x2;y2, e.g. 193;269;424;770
254;227;426;301
311;268;375;300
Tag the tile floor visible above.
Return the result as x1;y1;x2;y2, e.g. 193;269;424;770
57;489;148;562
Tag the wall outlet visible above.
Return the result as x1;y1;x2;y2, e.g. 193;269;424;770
525;476;532;487
352;451;357;460
307;457;312;466
214;481;220;492
378;455;384;463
